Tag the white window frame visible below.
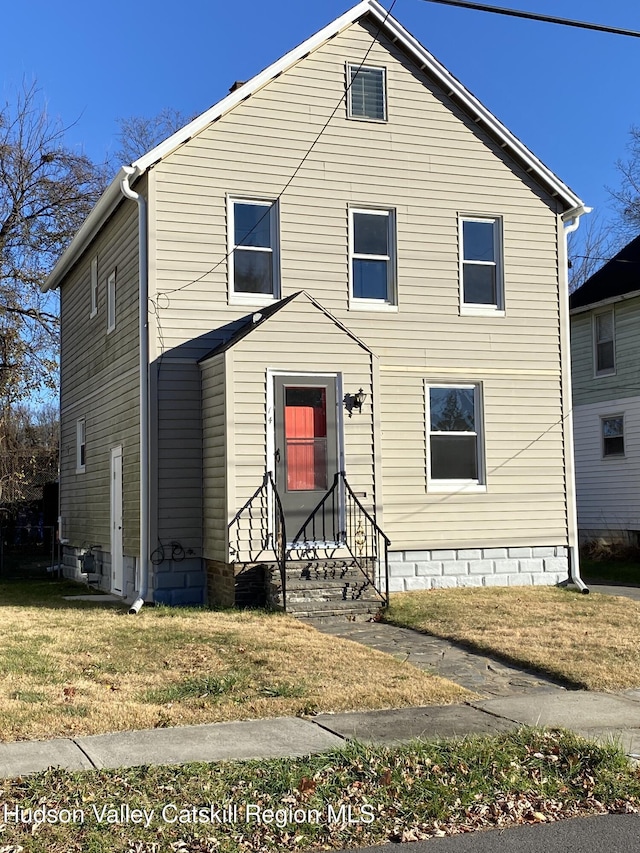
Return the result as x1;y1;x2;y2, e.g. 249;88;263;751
601;414;625;458
346;63;387;122
76;418;86;473
593;308;616;377
90;256;98;318
425;382;486;493
459;215;505;316
228;197;280;304
106;270;116;333
349;206;397;309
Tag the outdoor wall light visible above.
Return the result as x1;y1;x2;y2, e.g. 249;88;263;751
343;388;367;417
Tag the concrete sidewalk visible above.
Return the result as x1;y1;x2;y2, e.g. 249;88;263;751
1;688;639;779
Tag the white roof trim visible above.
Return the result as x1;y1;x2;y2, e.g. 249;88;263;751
44;0;585;292
570;287;640;316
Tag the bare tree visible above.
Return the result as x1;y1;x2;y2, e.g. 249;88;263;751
567;211;620;293
0;81;107;402
608;125;640;241
112;107;191;166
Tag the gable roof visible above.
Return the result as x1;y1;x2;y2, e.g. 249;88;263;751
43;0;587;293
570;234;640;313
198;291;373;363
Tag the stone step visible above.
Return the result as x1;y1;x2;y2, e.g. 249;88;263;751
286;598;383;619
286;586;382;604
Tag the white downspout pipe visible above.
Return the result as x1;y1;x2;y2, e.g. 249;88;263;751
562;207;592;594
120;167;150;614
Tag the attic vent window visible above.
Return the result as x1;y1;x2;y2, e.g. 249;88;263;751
347;64;387;121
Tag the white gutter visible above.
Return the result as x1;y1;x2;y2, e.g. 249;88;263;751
120;167;150;614
562;207;592;594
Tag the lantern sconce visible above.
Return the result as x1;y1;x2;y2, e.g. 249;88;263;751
343;387;367;418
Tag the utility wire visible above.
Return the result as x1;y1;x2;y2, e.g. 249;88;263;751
418;0;640;39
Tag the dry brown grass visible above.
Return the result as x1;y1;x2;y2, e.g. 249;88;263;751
386;586;640;691
0;594;469;742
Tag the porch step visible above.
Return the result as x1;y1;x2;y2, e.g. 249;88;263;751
282;558;384;619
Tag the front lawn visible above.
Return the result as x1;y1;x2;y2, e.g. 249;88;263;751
0;578;468;742
385;586;640;691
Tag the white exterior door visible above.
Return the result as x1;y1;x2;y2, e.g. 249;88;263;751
110;446;123;594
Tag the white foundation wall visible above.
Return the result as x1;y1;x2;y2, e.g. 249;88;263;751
388;545;569;591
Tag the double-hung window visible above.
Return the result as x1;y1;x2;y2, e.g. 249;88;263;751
347;64;387;121
229;198;279;299
350;208;396;305
593;309;615;376
76;418;86;473
460;216;503;312
602;416;624;457
427;384;484;489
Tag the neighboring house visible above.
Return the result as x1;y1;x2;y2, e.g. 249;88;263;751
43;0;588;614
570;234;640;546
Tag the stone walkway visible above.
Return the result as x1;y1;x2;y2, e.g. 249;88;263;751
306;618;568;697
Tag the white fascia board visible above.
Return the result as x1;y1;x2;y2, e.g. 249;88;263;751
42;168;129;292
570;287;640;316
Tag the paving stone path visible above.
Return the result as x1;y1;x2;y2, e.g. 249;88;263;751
306;618;568;697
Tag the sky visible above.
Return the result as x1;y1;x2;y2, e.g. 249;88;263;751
2;0;640;234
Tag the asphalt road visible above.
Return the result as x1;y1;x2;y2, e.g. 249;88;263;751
336;813;640;853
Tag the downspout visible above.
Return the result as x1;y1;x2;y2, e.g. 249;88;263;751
562;207;592;594
120;166;150;614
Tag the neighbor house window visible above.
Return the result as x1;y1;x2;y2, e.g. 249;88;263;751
594;309;615;375
427;384;484;487
602;416;624;457
76;418;86;473
107;270;116;332
460;216;504;311
229;198;279;299
90;257;98;318
350;208;396;304
347;64;387;121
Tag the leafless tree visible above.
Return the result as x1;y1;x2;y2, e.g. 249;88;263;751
567;211;620;293
112;107;191;166
608;125;640;241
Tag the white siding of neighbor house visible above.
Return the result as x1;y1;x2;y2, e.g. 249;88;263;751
573;395;640;537
150;16;568;554
59;183;142;563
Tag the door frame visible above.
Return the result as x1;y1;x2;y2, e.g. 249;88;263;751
110;445;124;594
266;370;345;545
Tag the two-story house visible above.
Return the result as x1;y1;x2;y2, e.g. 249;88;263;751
570;234;640;546
44;0;588;615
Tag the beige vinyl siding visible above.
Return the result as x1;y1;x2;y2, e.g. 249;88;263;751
59;188;142;554
149;17;566;551
201;353;227;561
573;395;640;533
571;296;640;407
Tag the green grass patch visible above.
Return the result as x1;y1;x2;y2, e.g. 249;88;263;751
581;557;640;585
142;674;243;704
0;729;637;852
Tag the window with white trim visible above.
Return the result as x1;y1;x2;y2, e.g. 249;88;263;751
229;198;279;299
76;418;86;473
347;64;387;121
460;216;503;310
350;208;396;304
106;270;116;333
593;309;615;375
602;415;624;457
90;257;98;318
427;384;484;486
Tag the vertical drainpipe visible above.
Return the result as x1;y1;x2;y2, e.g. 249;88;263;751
120;167;149;613
562;207;592;594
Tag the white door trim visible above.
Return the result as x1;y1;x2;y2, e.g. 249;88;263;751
110;445;124;594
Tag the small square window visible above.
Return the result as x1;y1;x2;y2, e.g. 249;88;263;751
594;309;615;375
349;208;396;304
602;416;624;457
107;270;116;333
427;384;484;487
90;257;98;318
347;64;387;121
76;418;86;473
460;216;504;311
228;198;279;299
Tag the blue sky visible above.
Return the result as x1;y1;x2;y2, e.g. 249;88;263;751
2;0;639;229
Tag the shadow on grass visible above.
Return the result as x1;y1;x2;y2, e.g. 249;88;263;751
581;558;640;587
381;613;587;692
